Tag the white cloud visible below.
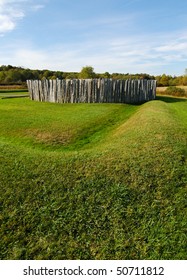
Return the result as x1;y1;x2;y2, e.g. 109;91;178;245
0;0;45;35
155;42;187;52
0;14;15;33
31;5;45;11
0;0;25;34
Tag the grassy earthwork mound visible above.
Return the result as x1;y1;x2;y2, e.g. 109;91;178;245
0;93;186;259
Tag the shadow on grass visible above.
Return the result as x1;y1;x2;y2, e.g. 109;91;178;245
1;95;29;99
156;95;187;103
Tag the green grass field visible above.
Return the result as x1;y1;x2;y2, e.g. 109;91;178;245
0;94;187;260
0;89;29;99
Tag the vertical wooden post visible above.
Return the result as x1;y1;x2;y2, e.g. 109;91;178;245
27;78;156;104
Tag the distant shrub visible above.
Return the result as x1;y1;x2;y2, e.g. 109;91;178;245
164;86;186;97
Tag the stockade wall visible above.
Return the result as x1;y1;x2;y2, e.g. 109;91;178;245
27;79;156;104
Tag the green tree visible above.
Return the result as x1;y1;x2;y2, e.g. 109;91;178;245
102;72;111;78
0;71;6;83
65;73;79;79
78;66;96;79
159;74;170;86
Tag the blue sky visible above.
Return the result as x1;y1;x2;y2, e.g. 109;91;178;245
0;0;187;75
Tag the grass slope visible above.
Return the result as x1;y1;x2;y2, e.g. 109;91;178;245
0;96;187;260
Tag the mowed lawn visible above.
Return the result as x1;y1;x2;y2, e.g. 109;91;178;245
0;95;187;260
0;89;28;98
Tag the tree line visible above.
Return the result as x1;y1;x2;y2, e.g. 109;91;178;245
0;65;187;87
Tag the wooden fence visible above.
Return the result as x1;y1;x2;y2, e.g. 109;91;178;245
27;79;156;104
